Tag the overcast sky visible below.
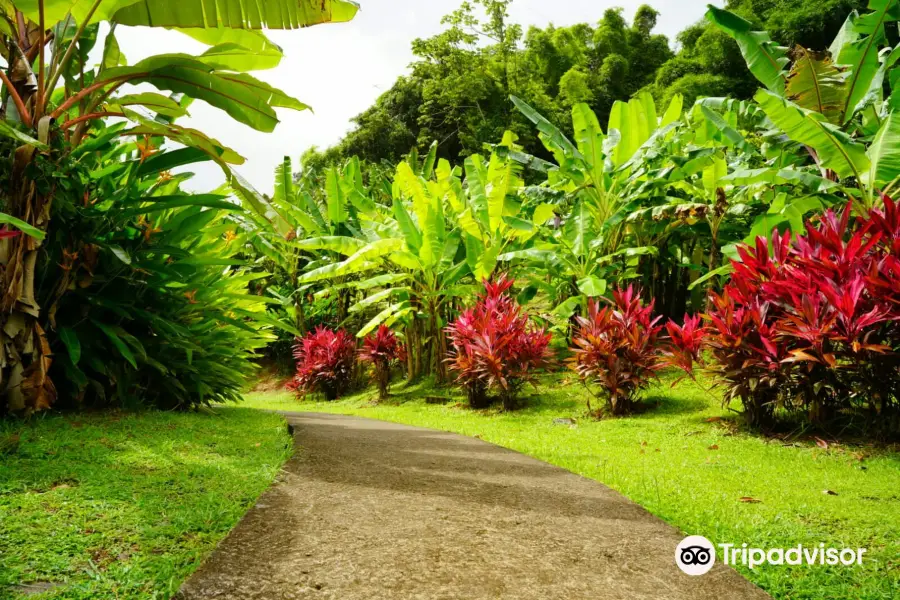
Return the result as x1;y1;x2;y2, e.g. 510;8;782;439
115;0;720;194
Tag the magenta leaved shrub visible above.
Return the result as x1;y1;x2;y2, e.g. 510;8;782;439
446;276;552;409
359;325;406;399
288;327;357;400
569;285;665;416
667;198;900;431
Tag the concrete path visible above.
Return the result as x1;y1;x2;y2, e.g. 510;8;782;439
176;413;770;600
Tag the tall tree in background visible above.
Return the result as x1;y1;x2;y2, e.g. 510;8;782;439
302;1;673;171
650;0;869;106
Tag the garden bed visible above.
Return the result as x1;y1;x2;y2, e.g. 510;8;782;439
0;408;292;599
246;374;900;599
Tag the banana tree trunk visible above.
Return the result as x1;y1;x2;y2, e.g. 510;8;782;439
427;297;447;383
1;139;56;415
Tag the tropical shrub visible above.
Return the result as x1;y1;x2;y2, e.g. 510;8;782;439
48;147;274;410
446;277;551;410
669;199;900;432
0;0;358;414
289;327;357;400
569;286;665;417
360;325;405;399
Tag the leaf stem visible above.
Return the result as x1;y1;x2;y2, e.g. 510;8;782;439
60;111;126;129
0;70;33;127
44;0;104;112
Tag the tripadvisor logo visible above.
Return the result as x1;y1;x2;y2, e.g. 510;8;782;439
675;535;716;575
675;536;867;575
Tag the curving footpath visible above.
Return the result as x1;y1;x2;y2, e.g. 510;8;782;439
175;412;770;600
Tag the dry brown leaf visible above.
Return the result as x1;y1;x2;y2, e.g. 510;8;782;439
739;496;762;504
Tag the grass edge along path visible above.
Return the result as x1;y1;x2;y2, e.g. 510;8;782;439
245;373;900;600
0;407;292;600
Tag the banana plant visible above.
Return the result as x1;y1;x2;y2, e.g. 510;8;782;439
507;94;681;320
0;0;356;413
708;2;900;212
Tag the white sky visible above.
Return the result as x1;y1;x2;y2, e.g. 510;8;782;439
115;0;720;194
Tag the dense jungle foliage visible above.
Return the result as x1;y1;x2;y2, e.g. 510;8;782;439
2;0;899;436
0;0;358;414
301;0;873;170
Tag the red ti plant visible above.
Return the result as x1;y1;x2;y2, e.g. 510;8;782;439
667;197;900;432
662;313;705;378
359;325;405;400
569;286;664;417
288;327;357;400
446;276;552;410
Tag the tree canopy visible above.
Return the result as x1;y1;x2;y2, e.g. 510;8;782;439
303;0;871;173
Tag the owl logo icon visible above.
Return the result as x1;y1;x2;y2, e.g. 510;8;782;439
675;535;716;575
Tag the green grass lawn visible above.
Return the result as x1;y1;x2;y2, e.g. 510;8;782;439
246;373;900;600
0;407;292;599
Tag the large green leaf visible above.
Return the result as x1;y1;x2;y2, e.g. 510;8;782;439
785;47;848;124
93;321;138;369
607;93;656;167
832;0;900;123
755;89;869;180
0;212;45;240
392;196;422;254
721;168;839;191
660;94;684;127
867;110;900;188
357;301;410;338
58;327;81;366
197;43;281;72
577;275;607;297
395;162;443;267
0;121;47;149
572;103;604;184
294;236;365;255
179;28;283;70
122;120;244;164
107;92;189;118
325;168;348;225
16;0;136;27
272;156;294;210
485;133;522;232
112;0;359;29
706;5;788;94
98;55;307;132
510;95;579;158
563;199;591;258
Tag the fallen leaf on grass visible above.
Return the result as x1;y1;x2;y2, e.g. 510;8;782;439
708;444;719;450
739;496;762;504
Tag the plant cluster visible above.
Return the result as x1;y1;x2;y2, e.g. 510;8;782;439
569;286;665;416
289;327;358;400
446;277;552;410
670;199;900;432
46;137;274;410
359;325;406;399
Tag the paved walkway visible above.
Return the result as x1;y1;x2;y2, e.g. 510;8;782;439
176;413;770;599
